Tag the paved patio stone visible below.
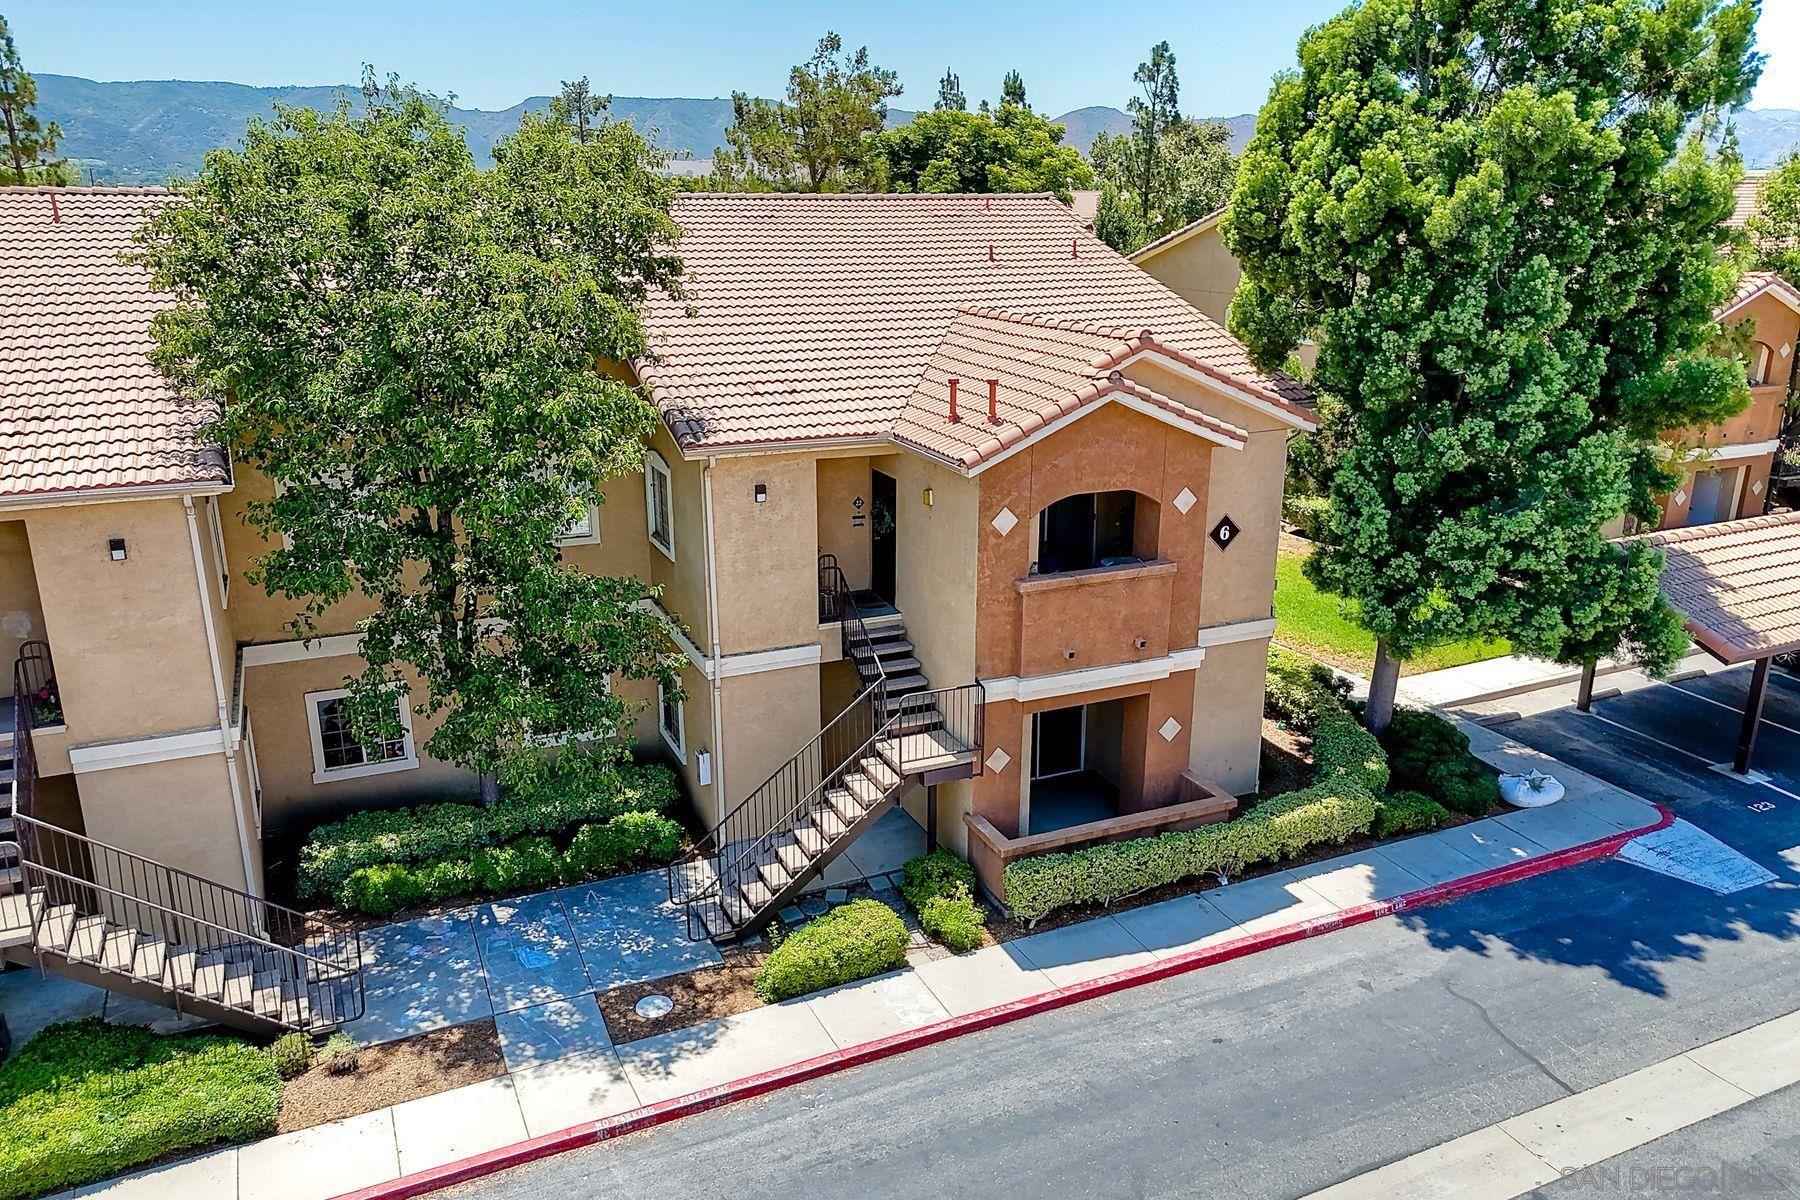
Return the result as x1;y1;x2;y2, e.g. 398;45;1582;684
345;912;491;1044
475;893;592;1014
1286;853;1428;908
1368;833;1487;887
800;853;863;891
1492;801;1624;853
238;1111;397;1200
912;943;1052;1015
617;1000;836;1105
1203;870;1339;935
824;887;848;903
842;808;925;879
391;1076;526;1175
1006;915;1158;986
1109;895;1245;959
0;967;105;1046
1425;823;1550;870
803;969;950;1047
562;870;721;990
71;1147;238;1200
509;1050;641;1137
494;994;613;1071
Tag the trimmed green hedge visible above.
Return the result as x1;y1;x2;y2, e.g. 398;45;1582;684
0;1020;282;1200
1003;781;1379;923
1311;709;1390;793
1373;791;1452;838
1266;646;1352;733
298;760;680;900
900;850;987;953
1282;493;1333;542
755;899;910;1002
1379;709;1500;818
334;811;687;917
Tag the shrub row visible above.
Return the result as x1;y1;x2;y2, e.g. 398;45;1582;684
754;899;910;1003
1372;791;1452;838
335;811;686;917
900;850;987;953
0;1020;282;1200
1311;708;1390;794
1266;646;1352;733
1281;493;1333;542
1002;781;1380;923
1379;709;1500;818
298;760;680;899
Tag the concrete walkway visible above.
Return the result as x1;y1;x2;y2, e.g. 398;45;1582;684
58;724;1666;1200
1397;647;1715;709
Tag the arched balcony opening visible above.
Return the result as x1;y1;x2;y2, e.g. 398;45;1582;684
1032;489;1161;576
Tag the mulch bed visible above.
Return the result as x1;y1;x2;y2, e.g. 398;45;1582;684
596;943;770;1043
277;1020;505;1133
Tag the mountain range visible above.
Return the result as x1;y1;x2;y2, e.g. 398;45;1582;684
34;73;1800;186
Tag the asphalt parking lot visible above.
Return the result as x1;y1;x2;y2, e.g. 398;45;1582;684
1451;659;1800;866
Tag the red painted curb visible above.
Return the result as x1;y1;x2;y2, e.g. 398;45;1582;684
333;801;1675;1200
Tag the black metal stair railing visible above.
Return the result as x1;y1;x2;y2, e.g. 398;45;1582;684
3;643;364;1032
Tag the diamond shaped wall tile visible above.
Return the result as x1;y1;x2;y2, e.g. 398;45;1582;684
1173;486;1197;515
985;747;1012;774
1674;489;1688;506
991;506;1018;536
1753;479;1765;496
1782;342;1792;359
1159;717;1182;742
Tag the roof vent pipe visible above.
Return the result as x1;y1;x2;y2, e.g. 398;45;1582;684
948;378;960;422
49;191;60;223
988;243;995;262
987;379;999;423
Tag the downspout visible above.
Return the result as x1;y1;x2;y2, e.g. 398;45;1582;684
702;458;727;819
184;496;257;896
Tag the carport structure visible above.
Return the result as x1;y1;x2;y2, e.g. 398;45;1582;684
1581;513;1800;775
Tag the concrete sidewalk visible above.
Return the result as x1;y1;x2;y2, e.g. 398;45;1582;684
1396;647;1715;709
59;721;1666;1200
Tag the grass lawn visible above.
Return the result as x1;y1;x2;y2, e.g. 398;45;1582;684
1274;547;1510;677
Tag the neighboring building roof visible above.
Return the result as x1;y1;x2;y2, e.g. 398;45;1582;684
1636;512;1800;663
1718;269;1800;321
637;192;1311;457
890;308;1251;470
1727;170;1769;230
1126;206;1227;264
0;186;226;503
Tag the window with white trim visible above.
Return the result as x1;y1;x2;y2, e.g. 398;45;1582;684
205;497;231;606
305;686;419;783
658;680;686;759
559;503;601;546
645;452;675;560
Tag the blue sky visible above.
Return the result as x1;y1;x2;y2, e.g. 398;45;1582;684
8;0;1798;115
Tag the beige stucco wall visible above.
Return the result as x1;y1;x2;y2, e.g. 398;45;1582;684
816;456;874;594
717;661;820;823
75;751;253;892
886;451;979;687
645;424;713;651
0;518;46;671
23;498;223;743
710;452;819;655
1134;224;1240;327
1188;636;1268;796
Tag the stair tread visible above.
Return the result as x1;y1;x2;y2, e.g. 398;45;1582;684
793;826;828;855
191;960;228;1000
775;842;811;873
66;915;107;961
861;757;901;790
100;926;140;972
755;859;792;891
164;946;197;989
824;787;864;822
812;807;850;840
738;879;774;910
844;773;886;805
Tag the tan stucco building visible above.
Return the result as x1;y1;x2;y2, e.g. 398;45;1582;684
2;187;1312;937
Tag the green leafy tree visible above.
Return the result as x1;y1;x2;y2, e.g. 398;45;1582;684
550;76;610;144
1748;151;1800;283
1126;41;1180;225
714;32;900;191
1001;70;1027;109
936;68;965;112
133;75;686;798
1224;0;1762;731
1091;117;1236;252
864;104;1093;199
0;14;73;185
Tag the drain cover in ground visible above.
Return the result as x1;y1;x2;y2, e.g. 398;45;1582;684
635;994;674;1019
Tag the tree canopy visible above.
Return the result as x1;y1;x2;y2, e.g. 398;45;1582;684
134;75;685;794
713;32;901;191
936;68;965;112
1747;151;1800;284
0;14;73;185
864;102;1093;199
1225;0;1763;728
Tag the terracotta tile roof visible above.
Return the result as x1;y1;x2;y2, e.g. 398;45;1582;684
639;192;1311;456
891;308;1250;469
1636;512;1800;663
0;186;225;502
1727;171;1768;230
1719;269;1800;320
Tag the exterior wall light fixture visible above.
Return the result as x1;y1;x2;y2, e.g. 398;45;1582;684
923;488;934;507
108;538;128;561
754;484;768;504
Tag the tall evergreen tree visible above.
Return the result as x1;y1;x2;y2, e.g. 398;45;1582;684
937;68;965;112
0;14;72;185
1001;69;1027;109
714;32;900;190
1225;0;1763;731
550;76;609;144
1126;41;1180;225
1747;151;1800;284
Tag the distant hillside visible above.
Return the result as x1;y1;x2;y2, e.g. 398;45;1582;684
34;74;1799;185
